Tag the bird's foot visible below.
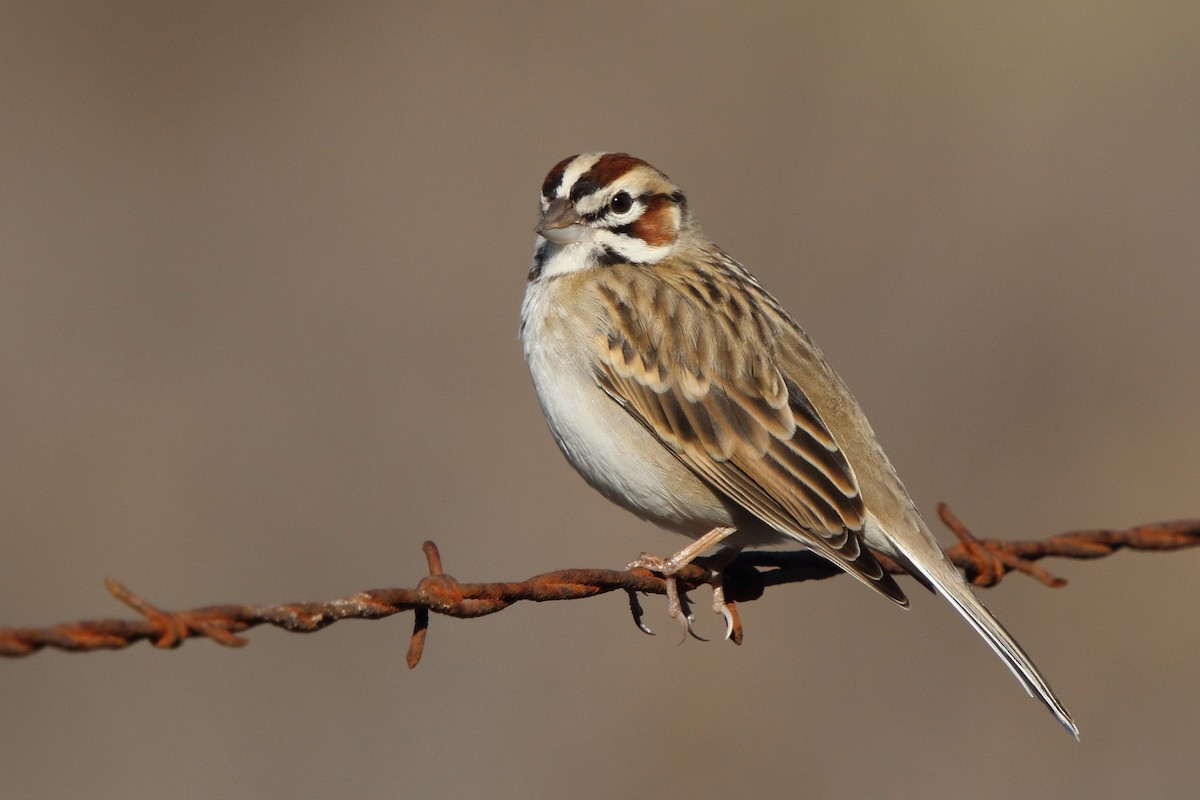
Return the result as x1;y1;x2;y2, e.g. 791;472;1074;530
625;526;741;642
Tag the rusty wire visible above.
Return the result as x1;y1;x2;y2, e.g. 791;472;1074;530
2;503;1197;665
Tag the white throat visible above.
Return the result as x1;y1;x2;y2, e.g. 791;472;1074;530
532;238;598;280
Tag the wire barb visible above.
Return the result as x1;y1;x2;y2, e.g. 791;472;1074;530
937;503;1069;588
2;505;1197;661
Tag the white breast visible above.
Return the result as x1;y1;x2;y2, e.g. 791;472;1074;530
520;278;730;538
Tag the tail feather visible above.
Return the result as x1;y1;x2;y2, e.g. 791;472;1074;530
889;529;1079;738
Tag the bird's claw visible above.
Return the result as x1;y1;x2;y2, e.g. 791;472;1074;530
626;589;654;635
626;543;742;643
666;580;706;642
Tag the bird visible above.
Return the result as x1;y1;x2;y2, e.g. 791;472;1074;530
519;152;1077;737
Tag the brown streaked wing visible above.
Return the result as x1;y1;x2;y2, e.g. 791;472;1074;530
592;271;907;605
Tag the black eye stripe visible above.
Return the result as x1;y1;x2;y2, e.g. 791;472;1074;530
577;191;681;225
569;178;600;203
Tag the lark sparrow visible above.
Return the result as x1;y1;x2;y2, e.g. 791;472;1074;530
520;152;1077;737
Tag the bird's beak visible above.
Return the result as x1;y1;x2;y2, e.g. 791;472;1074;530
536;199;591;244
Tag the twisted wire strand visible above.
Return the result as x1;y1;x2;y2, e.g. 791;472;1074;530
3;504;1196;665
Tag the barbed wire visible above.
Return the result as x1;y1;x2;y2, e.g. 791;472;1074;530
2;503;1196;665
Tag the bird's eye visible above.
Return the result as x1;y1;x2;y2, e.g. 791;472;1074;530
609;191;633;215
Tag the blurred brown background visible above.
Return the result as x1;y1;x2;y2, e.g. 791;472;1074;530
2;2;1198;798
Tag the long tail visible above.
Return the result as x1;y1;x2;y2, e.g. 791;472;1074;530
888;525;1079;738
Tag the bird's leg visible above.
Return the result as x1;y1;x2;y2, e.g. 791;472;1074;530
627;526;739;640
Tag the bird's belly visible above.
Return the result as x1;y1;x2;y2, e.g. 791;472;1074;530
524;325;732;539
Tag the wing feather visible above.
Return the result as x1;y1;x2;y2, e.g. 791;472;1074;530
592;268;906;604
